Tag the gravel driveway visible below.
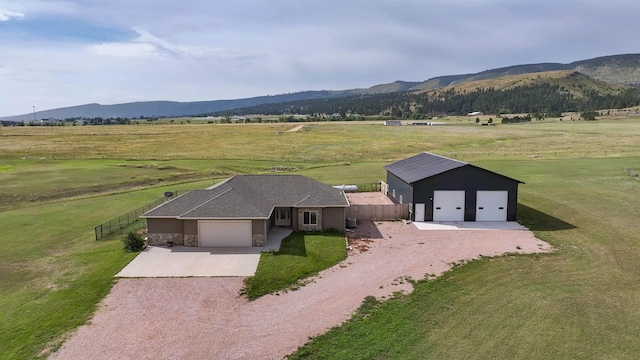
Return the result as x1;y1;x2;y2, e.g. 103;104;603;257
49;221;551;360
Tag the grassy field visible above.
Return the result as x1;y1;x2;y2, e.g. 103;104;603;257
1;119;639;358
2;119;639;209
1;119;639;162
243;231;347;300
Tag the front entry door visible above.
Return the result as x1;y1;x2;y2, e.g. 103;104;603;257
275;207;292;226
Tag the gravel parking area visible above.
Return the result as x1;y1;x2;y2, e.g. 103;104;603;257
50;221;551;360
346;191;394;205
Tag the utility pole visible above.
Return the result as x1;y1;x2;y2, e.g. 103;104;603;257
33;106;36;122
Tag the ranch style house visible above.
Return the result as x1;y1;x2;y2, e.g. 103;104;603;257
141;175;350;247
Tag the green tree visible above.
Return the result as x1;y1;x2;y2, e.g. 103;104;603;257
580;110;598;121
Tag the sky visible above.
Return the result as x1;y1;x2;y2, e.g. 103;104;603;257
1;0;639;116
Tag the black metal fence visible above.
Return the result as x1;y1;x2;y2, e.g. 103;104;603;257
94;190;182;240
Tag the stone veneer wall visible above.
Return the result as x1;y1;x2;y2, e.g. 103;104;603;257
252;234;265;247
297;207;323;231
184;234;198;247
148;233;183;246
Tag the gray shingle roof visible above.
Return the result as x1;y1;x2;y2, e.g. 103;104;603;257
384;152;467;184
142;175;349;219
384;152;523;184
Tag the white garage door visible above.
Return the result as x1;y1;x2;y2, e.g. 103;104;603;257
476;191;508;221
433;191;465;221
198;220;253;247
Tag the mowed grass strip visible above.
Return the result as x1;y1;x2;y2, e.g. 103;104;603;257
0;158;380;211
244;232;347;300
288;156;640;359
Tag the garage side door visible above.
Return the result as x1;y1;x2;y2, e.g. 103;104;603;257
415;203;425;222
476;191;508;221
433;191;465;221
198;220;253;247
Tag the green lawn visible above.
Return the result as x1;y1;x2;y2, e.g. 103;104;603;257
243;232;347;300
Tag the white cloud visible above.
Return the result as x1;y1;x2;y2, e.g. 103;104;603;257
0;8;23;21
90;27;255;61
90;42;157;58
2;0;640;116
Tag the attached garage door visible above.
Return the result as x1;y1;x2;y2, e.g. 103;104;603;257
476;191;508;221
433;191;465;221
198;220;252;247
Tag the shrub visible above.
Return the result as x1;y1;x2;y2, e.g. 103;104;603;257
580;110;598;121
122;231;145;252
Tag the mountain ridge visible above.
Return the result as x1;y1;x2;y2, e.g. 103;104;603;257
3;53;640;121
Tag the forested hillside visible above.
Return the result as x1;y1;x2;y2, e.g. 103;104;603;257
212;72;640;118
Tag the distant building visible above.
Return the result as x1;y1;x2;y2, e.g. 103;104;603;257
467;111;484;116
384;120;401;126
411;122;445;126
36;118;61;125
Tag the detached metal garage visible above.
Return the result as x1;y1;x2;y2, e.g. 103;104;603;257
384;152;523;222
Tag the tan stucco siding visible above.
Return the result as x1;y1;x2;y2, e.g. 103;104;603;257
147;218;183;234
183;220;198;235
252;220;265;235
323;207;347;230
266;214;273;234
292;208;299;231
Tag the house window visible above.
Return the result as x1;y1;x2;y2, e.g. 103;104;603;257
392;189;396;198
399;195;403;204
303;211;318;225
